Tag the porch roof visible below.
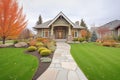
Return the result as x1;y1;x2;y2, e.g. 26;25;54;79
34;12;84;29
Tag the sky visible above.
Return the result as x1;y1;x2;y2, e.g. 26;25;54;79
18;0;120;31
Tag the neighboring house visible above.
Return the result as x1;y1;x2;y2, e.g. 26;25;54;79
33;12;85;41
91;20;120;39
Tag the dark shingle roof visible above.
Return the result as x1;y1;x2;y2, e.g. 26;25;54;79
34;12;85;29
101;20;120;30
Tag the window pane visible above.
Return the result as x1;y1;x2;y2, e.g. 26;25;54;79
45;31;48;37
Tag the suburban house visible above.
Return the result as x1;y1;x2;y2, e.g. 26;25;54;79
91;20;120;39
33;12;85;41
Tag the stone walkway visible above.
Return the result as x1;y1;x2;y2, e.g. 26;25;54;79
37;42;88;80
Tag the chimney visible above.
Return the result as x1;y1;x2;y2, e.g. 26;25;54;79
75;21;79;25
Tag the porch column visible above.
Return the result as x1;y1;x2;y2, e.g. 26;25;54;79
50;25;54;39
51;26;53;35
68;25;71;35
67;25;72;42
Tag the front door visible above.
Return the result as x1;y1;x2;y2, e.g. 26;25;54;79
54;27;67;39
58;31;63;39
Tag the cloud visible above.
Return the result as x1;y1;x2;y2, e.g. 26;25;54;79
18;0;120;31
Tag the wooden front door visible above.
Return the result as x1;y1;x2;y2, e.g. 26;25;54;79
58;31;63;39
54;27;66;39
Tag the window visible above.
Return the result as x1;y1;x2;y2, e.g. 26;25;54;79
75;31;78;37
72;30;78;38
42;29;49;38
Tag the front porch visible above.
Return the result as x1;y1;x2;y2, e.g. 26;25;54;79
50;25;72;41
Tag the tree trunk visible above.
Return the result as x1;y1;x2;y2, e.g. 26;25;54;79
2;36;6;44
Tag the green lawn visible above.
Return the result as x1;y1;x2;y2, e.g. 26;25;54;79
0;48;38;80
70;43;120;80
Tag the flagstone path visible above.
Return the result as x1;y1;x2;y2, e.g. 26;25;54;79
37;42;88;80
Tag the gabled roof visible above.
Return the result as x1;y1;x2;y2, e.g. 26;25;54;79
48;12;76;27
34;20;52;28
101;20;120;30
34;12;84;29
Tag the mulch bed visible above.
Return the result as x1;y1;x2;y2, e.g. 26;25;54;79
25;51;54;80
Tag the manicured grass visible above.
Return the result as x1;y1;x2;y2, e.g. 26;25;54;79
0;48;38;80
70;43;120;80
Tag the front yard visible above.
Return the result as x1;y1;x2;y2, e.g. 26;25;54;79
0;48;38;80
70;43;120;80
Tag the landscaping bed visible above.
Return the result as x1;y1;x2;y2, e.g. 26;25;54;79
0;38;56;80
25;50;54;80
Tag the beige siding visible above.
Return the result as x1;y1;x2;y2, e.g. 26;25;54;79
36;29;42;37
36;29;50;38
52;17;70;26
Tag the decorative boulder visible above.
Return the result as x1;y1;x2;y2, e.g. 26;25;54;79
0;44;7;48
40;57;52;63
14;42;28;48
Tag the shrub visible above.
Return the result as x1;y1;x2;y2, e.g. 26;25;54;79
115;44;120;48
78;38;85;42
118;35;120;41
38;47;48;53
73;38;78;41
102;40;116;47
36;42;44;47
40;49;52;56
96;39;103;43
13;40;19;44
27;46;37;52
46;41;56;52
48;45;56;52
29;40;37;46
36;38;44;42
36;38;49;43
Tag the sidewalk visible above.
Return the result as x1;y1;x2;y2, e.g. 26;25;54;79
37;42;88;80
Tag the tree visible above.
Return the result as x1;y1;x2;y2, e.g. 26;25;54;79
80;29;90;41
91;31;97;42
36;15;42;25
0;0;27;44
80;19;87;28
18;28;33;39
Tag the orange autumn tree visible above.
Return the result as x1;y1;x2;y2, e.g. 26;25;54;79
0;0;27;44
80;29;90;41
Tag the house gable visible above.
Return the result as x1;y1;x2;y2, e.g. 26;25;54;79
52;16;70;26
34;11;84;29
48;12;75;27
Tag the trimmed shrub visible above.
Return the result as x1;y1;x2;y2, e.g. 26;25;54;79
73;38;78;42
102;40;116;47
46;41;56;52
13;40;19;44
78;38;85;42
36;42;44;47
48;45;56;52
40;49;52;56
27;46;37;52
38;47;47;53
